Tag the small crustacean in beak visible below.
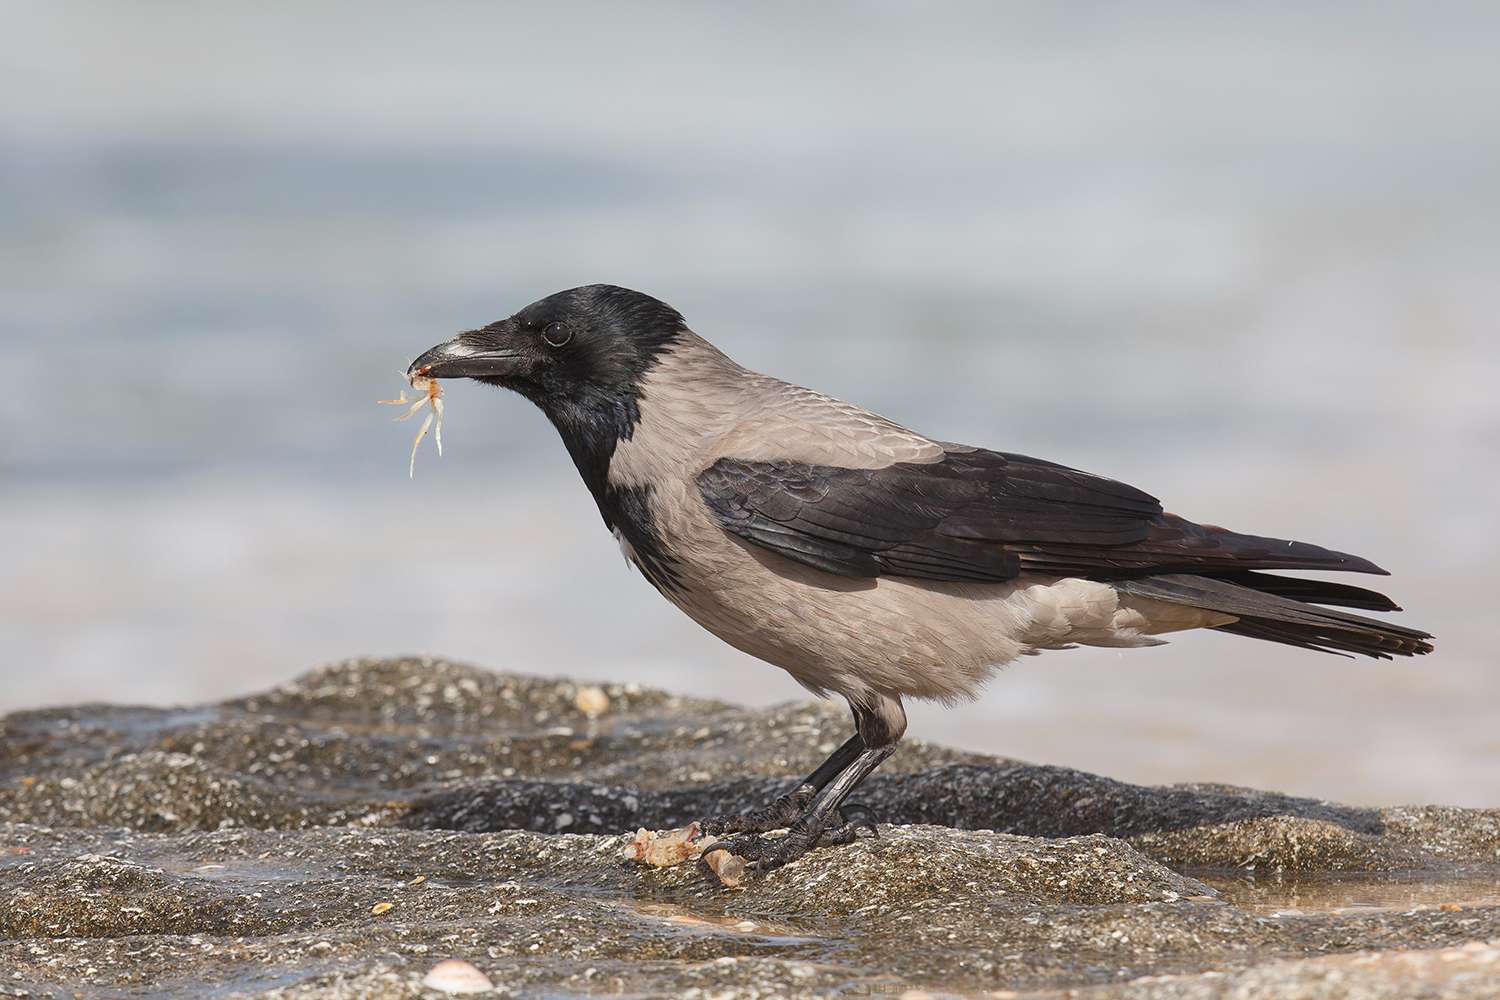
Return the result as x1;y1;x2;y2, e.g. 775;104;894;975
379;372;444;478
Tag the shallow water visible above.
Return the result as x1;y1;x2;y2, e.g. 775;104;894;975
3;4;1498;807
1201;871;1500;917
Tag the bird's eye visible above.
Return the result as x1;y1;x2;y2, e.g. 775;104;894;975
542;322;572;348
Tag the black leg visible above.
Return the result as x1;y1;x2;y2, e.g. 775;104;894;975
701;694;906;876
804;731;867;789
700;731;865;835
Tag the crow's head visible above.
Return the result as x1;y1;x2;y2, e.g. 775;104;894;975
409;284;686;410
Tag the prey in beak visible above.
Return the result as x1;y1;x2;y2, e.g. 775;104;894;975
383;322;538;478
384;321;554;477
379;371;445;478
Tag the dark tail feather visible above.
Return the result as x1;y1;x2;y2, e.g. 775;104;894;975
1216;571;1402;612
1215;619;1431;659
1116;573;1434;661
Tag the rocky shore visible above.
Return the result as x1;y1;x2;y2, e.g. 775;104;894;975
2;657;1497;998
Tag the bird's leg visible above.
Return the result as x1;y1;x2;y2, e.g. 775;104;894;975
699;731;865;835
702;695;905;875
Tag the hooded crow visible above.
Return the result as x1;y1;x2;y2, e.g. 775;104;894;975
407;284;1433;874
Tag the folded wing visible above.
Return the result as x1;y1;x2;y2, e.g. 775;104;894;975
697;450;1386;584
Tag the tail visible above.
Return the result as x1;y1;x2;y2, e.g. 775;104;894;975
1115;573;1434;660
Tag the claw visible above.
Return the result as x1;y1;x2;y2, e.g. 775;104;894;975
840;802;880;836
818;817;877;847
697;833;780;878
695;816;877;883
697;840;739;869
697;786;883;883
698;841;751;886
733;830;813;874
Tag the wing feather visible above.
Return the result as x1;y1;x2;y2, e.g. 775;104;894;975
698;450;1385;584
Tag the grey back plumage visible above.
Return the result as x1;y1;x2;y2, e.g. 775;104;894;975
600;329;1430;680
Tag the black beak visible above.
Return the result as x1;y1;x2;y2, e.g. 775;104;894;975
406;337;524;381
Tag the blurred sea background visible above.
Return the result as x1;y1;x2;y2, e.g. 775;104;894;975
3;4;1496;806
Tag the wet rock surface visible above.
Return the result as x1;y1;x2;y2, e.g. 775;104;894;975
1;656;1496;998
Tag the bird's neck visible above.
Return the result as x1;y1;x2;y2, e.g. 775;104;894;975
542;388;642;503
543;332;744;496
542;392;686;593
540;333;747;593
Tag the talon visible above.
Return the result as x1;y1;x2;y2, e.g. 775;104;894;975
818;817;878;847
699;844;751;887
692;736;892;881
696;847;722;877
840;802;879;836
696;833;756;869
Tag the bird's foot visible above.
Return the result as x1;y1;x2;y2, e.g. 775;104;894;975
699;784;820;836
699;807;878;878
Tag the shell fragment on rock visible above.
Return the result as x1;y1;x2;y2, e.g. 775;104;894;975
622;823;720;869
421;959;495;994
574;685;610;719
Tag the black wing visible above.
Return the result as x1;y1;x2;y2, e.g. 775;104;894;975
697;450;1386;584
